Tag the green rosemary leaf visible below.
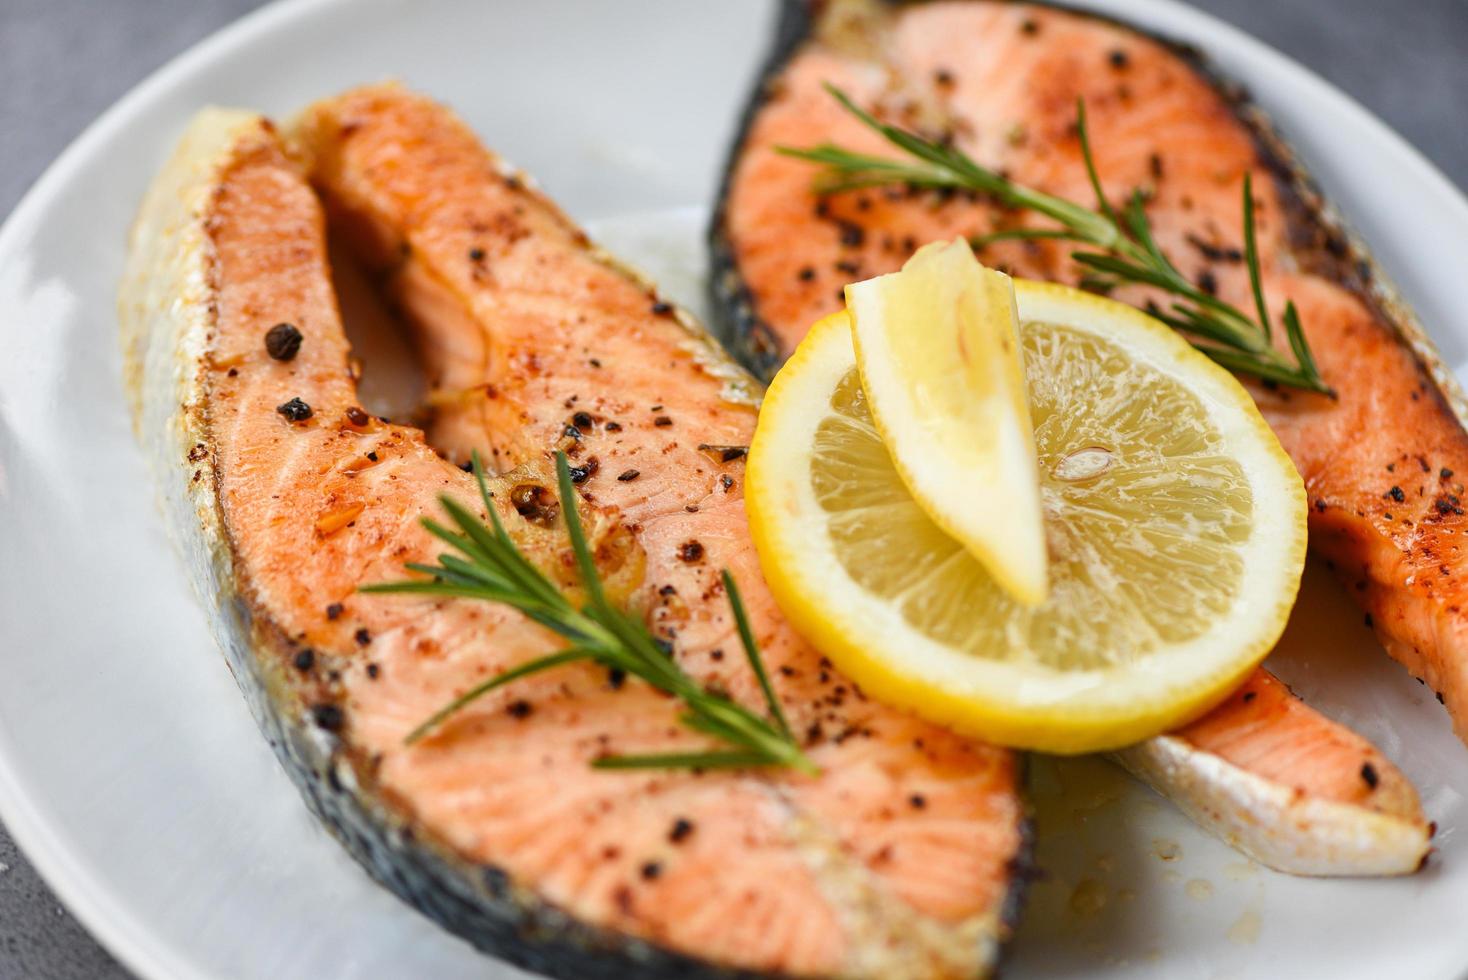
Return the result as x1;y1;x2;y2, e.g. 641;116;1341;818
820;85;1115;243
1191;344;1312;390
438;497;524;581
358;580;509;600
775;145;933;178
1072;252;1261;351
601;607;688;694
722;570;793;740
436;553;511;589
591;751;776;771
366;452;817;774
1122;193;1179;282
1159;303;1257;350
554;452;608;612
403;560;475;582
1074;99;1120;228
681;702;778;742
970;227;1091;248
674;708;818;775
1242;173;1273;343
823;85;963;182
1283;301;1329;392
439;495;501;551
418;516;478;556
1140;303;1228;346
403;647;596;745
1076;273;1118;295
1070;251;1186;295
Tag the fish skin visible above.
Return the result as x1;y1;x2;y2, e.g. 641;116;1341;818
709;0;1436;873
1116;671;1429;876
121;89;1029;978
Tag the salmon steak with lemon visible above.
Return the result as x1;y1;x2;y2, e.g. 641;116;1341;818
119;84;1031;979
747;253;1429;876
711;0;1441;870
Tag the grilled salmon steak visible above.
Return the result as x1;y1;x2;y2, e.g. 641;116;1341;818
710;0;1437;871
120;89;1031;978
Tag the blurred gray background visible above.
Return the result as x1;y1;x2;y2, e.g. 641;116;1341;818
0;0;1464;976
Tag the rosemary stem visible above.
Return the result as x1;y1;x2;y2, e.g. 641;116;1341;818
367;452;816;774
777;85;1332;396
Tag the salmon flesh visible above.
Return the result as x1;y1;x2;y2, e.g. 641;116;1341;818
120;89;1030;979
709;0;1437;872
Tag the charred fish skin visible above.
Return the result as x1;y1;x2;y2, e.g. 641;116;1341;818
234;615;760;980
708;0;817;381
117;109;791;980
1179;43;1468;428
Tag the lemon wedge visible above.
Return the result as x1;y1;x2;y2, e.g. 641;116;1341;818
746;281;1307;754
847;240;1046;605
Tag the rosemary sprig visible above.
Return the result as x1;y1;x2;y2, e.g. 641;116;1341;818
361;451;817;775
776;84;1334;397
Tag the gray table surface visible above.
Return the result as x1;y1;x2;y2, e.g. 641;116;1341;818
1;0;1465;976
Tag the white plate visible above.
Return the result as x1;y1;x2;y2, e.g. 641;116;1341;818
3;1;1468;977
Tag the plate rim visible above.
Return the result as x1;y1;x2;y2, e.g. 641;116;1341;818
1;0;1466;977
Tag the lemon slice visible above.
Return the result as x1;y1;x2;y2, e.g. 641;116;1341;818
747;282;1307;753
847;240;1046;605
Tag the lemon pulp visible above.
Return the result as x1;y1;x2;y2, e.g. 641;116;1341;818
818;321;1250;668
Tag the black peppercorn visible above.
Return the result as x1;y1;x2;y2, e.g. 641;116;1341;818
277;397;313;422
569;457;599;484
312;703;344;732
265;322;303;361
